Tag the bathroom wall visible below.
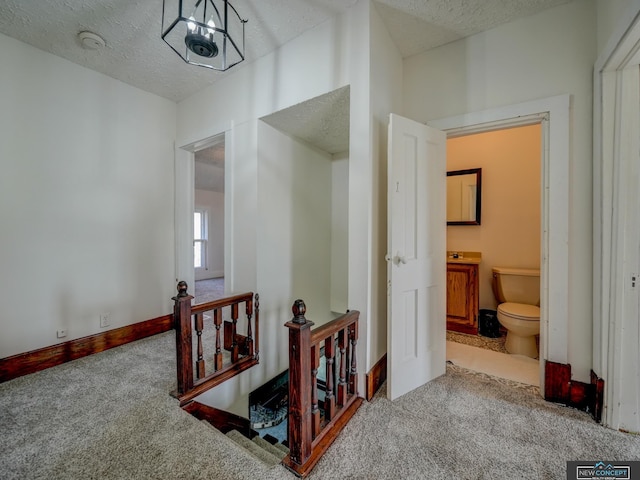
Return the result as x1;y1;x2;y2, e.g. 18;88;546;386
446;124;541;310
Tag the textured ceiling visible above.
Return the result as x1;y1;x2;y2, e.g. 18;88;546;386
194;87;349;192
374;0;573;58
261;86;350;155
0;0;572;103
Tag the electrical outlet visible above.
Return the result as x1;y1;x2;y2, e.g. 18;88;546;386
57;329;67;339
100;313;111;328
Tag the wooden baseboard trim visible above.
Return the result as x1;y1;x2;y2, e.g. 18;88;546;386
0;314;173;383
590;369;605;423
366;353;387;401
544;360;604;423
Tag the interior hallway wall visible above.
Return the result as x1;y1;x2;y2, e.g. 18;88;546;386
0;33;177;358
369;0;403;370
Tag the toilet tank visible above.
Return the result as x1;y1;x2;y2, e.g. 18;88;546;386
492;267;540;305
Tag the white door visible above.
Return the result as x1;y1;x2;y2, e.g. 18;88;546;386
387;113;447;401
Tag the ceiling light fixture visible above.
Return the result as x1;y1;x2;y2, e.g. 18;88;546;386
161;0;247;71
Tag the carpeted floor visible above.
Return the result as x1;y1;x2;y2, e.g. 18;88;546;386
194;277;225;303
1;330;639;480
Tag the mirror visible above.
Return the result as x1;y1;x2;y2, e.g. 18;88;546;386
447;168;482;225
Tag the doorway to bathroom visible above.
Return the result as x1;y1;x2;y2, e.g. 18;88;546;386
443;123;542;388
430;95;571;397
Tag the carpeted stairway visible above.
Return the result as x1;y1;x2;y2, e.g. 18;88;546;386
223;430;288;467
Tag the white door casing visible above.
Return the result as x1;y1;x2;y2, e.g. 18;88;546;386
594;1;640;430
387;113;447;401
430;95;570;392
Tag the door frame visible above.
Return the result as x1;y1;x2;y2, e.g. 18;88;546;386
429;94;570;392
175;123;232;295
593;0;640;429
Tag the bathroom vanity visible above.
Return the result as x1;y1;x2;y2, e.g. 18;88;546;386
446;252;480;335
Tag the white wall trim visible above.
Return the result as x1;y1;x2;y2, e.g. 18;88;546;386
429;94;571;392
174;145;195;291
593;0;640;430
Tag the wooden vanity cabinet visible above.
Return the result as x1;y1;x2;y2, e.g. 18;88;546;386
446;262;479;335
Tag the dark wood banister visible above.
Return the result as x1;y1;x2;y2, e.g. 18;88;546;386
283;299;362;477
171;281;259;406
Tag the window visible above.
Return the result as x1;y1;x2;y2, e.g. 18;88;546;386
194;209;208;269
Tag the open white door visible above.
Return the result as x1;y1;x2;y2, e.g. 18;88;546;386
387;113;447;401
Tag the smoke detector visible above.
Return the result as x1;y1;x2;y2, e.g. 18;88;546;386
78;31;106;50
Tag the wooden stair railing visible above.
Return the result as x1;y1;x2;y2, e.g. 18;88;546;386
283;299;363;477
171;281;259;406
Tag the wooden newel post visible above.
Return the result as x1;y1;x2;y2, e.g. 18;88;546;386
173;281;194;395
285;299;314;468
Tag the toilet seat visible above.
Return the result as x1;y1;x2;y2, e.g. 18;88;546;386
497;302;540;321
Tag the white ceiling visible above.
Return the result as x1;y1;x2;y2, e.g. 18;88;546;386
0;0;573;103
261;85;350;155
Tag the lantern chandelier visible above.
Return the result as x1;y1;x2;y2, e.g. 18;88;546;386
161;0;247;71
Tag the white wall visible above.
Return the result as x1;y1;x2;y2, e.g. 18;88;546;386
256;122;334;381
194;189;224;279
178;1;374;409
368;1;403;368
596;0;634;52
330;153;349;314
404;0;597;380
0;33;177;358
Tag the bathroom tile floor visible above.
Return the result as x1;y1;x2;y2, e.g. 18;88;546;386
446;332;540;390
446;331;508;354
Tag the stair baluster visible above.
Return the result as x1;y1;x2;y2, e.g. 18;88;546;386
231;303;239;363
337;328;347;407
324;336;336;421
195;312;205;379
254;294;260;361
311;344;321;439
246;297;254;357
214;309;223;371
349;323;359;395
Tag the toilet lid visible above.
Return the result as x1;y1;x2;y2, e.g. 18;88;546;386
498;302;540;321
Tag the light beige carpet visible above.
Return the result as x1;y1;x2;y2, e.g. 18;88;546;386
1;331;639;480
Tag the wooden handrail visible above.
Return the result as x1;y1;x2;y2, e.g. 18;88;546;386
171;281;259;406
191;292;254;315
283;299;362;477
309;310;359;345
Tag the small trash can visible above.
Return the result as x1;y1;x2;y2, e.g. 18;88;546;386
479;309;500;338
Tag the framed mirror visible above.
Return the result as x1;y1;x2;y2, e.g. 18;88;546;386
446;168;482;225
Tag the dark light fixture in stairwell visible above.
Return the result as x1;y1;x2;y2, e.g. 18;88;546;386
161;0;247;71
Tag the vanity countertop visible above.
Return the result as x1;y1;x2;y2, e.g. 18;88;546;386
447;251;481;264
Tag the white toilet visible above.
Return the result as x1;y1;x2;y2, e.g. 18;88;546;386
491;267;540;358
